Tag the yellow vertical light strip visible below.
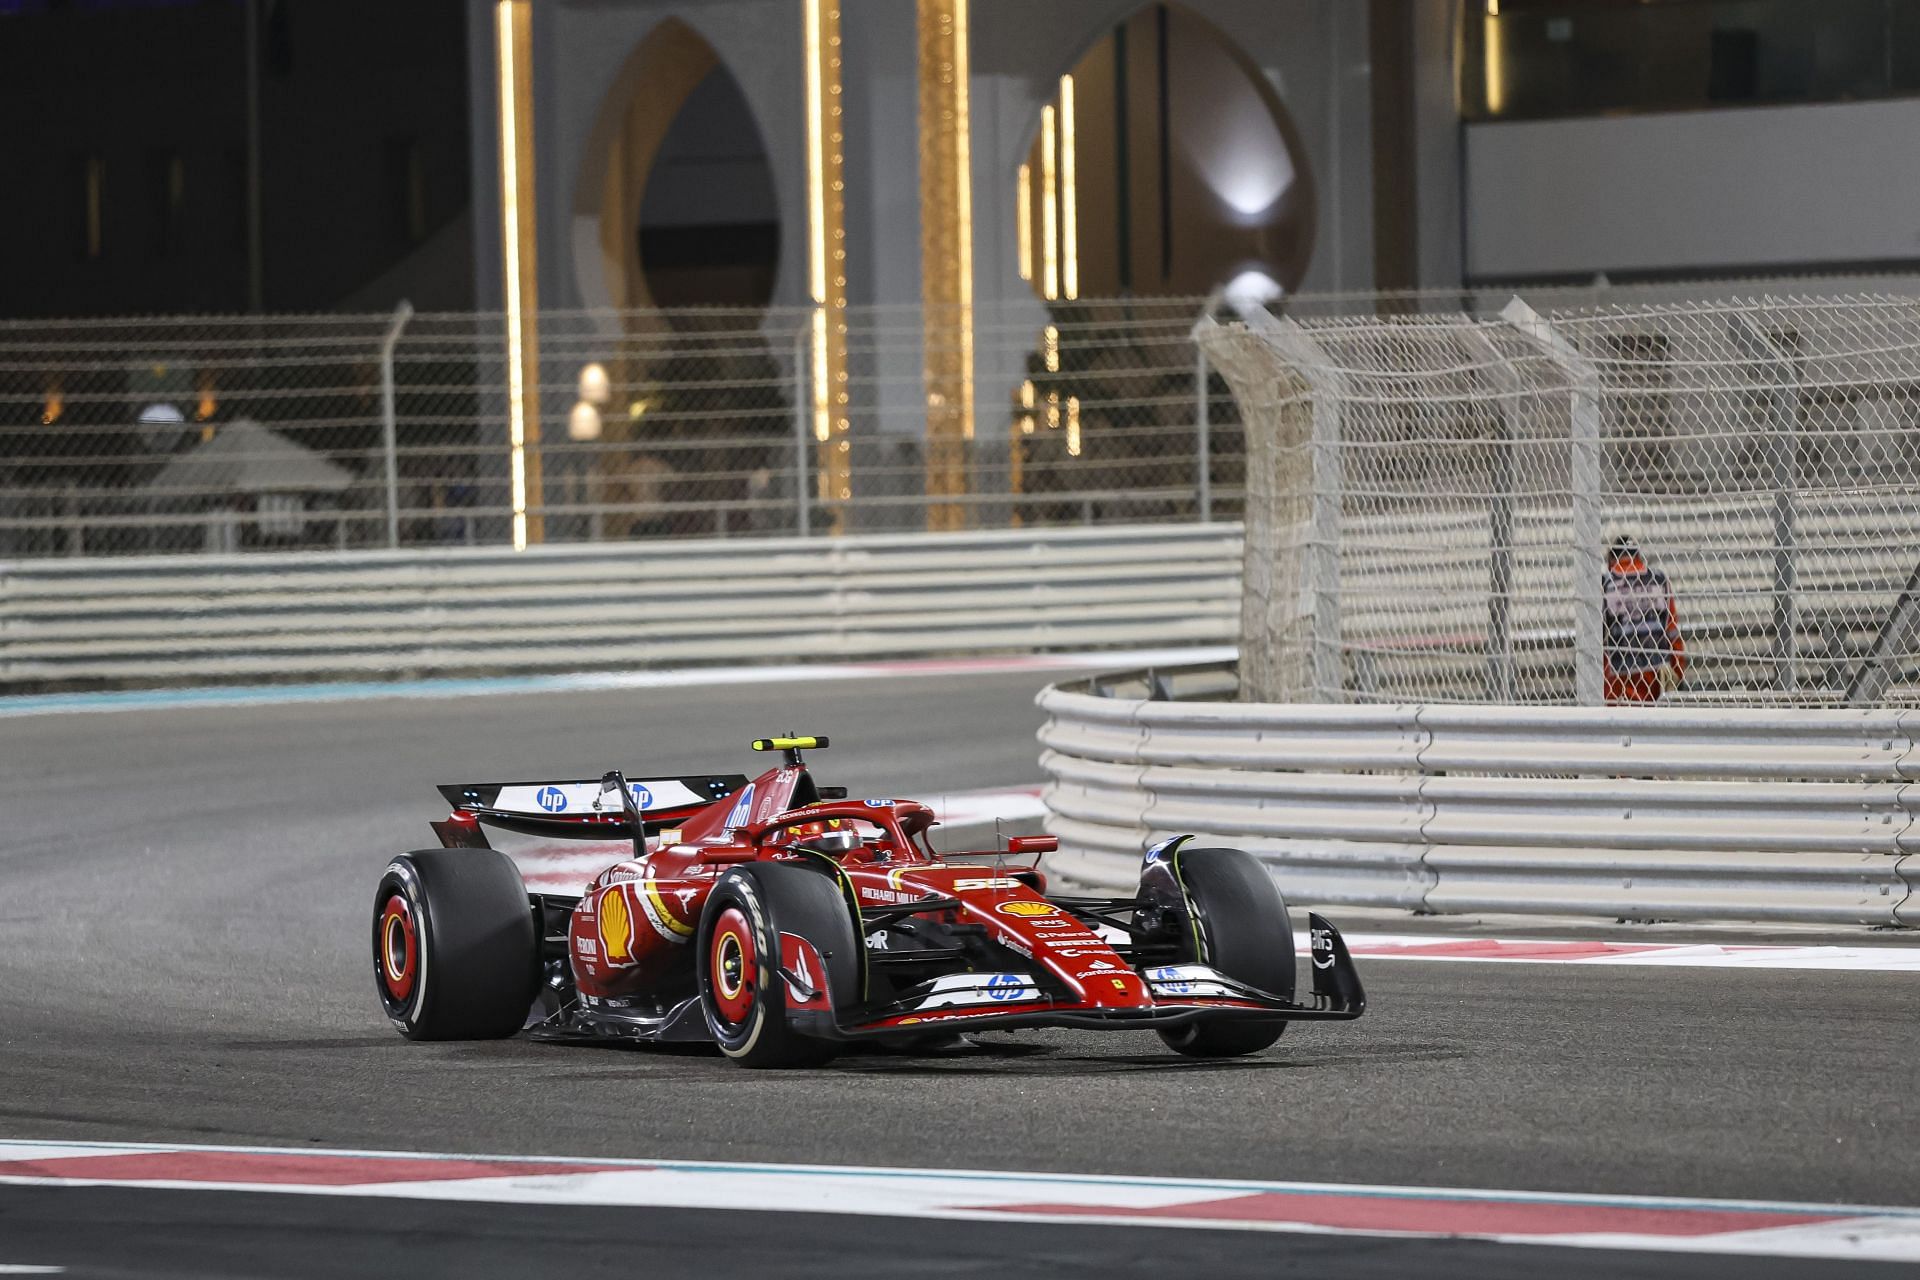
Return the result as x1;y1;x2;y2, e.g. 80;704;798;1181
1039;104;1058;301
1015;162;1033;282
1059;73;1077;300
1483;7;1506;116
1043;323;1059;373
804;0;850;522
953;0;974;450
804;0;827;304
496;0;542;549
1066;394;1081;456
1046;388;1060;430
918;0;975;530
1019;379;1035;434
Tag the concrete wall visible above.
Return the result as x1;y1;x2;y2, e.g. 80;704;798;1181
1465;98;1920;282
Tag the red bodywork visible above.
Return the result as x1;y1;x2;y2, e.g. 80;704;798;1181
436;753;1310;1041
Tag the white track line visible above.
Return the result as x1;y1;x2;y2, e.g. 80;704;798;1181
0;1140;1915;1263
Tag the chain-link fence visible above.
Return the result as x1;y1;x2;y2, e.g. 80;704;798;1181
0;298;1238;557
1204;293;1920;708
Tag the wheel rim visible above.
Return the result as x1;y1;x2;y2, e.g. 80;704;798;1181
708;907;756;1026
378;894;417;1003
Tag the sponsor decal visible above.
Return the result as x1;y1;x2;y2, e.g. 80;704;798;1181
629;783;653;810
985;973;1026;1002
860;886;922;906
863;799;895;808
723;784;756;829
638;879;696;944
1146;965;1194;995
598;886;635;966
536;786;569;813
996;901;1057;918
1109;977;1128;991
1143;963;1239;998
913;972;1040;1009
953;877;1022;891
1312;925;1336;970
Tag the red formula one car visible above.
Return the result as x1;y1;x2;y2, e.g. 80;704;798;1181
371;737;1364;1067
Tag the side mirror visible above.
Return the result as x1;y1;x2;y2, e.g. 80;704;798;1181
1007;835;1057;855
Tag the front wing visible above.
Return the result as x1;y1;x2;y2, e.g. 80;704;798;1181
802;912;1366;1041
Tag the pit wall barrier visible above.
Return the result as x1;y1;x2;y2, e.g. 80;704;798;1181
1036;664;1920;925
0;524;1241;691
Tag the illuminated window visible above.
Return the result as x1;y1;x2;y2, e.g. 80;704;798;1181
1462;0;1920;122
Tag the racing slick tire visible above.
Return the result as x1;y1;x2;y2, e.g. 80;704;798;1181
1148;846;1294;1059
697;862;859;1069
373;849;539;1041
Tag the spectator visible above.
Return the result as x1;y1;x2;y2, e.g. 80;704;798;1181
1602;536;1686;703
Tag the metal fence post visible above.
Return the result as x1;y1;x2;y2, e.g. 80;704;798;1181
1502;297;1604;706
1255;311;1345;703
1462;328;1518;703
1728;314;1799;694
1189;288;1223;524
791;320;811;539
378;300;415;550
1195;344;1213;523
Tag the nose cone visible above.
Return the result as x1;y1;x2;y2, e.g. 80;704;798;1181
1069;966;1153;1008
970;895;1153;1009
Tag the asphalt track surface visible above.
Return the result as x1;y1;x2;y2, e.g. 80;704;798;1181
2;669;1915;1276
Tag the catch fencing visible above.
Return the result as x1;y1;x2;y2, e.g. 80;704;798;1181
0;298;1241;558
1200;293;1920;707
1036;663;1920;925
0;524;1240;690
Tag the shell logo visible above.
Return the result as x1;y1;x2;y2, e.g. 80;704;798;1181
599;885;635;965
995;900;1057;918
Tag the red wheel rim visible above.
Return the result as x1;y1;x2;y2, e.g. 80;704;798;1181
379;894;417;1002
709;907;756;1025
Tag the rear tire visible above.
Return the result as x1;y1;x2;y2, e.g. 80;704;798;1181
697;863;858;1068
373;848;538;1041
1150;847;1294;1059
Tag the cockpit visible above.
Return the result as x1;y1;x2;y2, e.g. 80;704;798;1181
757;802;940;866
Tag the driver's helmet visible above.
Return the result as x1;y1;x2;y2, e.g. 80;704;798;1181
789;822;860;856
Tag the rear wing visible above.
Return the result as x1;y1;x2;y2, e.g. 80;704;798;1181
435;774;746;841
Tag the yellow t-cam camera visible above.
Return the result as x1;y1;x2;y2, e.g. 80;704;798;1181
752;736;827;752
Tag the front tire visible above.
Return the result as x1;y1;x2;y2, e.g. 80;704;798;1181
697;863;858;1068
1148;846;1294;1058
373;848;538;1041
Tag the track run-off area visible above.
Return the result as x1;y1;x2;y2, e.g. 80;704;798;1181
1;653;1915;1277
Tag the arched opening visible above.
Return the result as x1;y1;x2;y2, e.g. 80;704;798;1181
1015;3;1313;301
1008;6;1306;528
637;62;779;309
576;18;780;313
561;20;793;542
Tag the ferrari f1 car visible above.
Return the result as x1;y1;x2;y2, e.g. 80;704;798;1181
371;737;1365;1067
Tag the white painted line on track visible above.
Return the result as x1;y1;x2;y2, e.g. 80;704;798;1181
0;1267;65;1275
1320;933;1920;972
1;1140;1916;1264
0;648;1235;718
